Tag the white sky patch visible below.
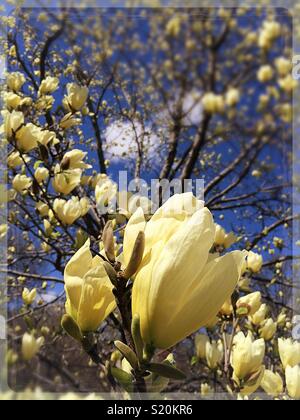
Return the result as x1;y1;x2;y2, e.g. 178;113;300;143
181;90;203;126
104;119;161;162
104;90;203;163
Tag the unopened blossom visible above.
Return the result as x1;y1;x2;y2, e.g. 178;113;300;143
12;174;32;194
7;151;23;168
34;167;49;184
63;83;89;111
261;370;283;397
225;88;240;107
61;150;91;170
259;318;277;341
38;76;59;96
250;303;268;326
278;75;298;93
236;292;262;316
36;201;49;218
22;333;44;361
7;72;26;92
54;197;90;225
246;251;263;273
275;57;291;77
257;65;274;83
52;164;82;195
95;175;118;209
205;340;223;370
22;288;37;306
195;334;209;359
59;113;81;130
214;224;237;249
202;92;225;114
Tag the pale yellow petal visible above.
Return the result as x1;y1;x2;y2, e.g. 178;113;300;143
77;265;116;332
123;207;146;267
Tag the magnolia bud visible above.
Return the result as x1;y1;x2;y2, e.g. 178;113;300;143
131;314;144;363
111;367;134;393
103;262;118;287
102;221;115;263
61;314;83;343
123;231;145;280
114;340;139;371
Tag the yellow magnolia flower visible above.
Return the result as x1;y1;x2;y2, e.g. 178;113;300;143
54;197;90;225
246;251;263;273
285;365;300;400
63;83;89;111
38;130;59;147
205;340;223;370
231;332;265;391
277;310;287;327
95;175;118;208
34;167;49;184
166;16;181;37
64;240;116;332
202;92;225;114
22;288;37;306
3;92;22;109
261;370;283;397
1;110;24;139
225;88;240;107
195;333;209;359
59;113;81;130
7;72;26;92
36;95;55;111
12;174;32;194
258;21;281;49
278;75;298;93
275;57;291;77
214;224;237;249
259;318;277;341
16;123;40;152
7;151;24;168
250;303;268;326
52;164;82;195
278;338;300;369
36;201;49;217
62;149;91;170
257;65;274;83
220;298;233;316
129;193;247;350
22;333;44;361
236;291;262;316
38;76;59;96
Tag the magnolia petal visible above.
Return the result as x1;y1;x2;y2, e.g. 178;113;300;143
77;265;116;332
144;193;204;253
123;207;146;267
64;240;92;317
151;250;246;349
145;208;215;345
132;242;164;346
